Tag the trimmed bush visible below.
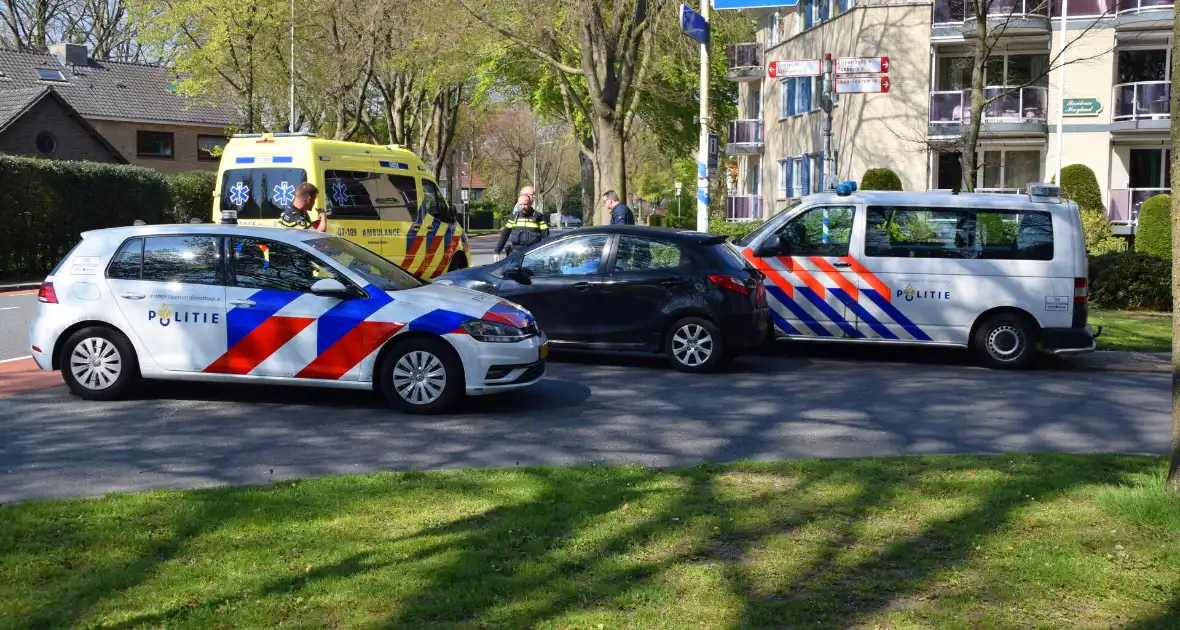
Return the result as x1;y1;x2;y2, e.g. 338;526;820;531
1080;209;1128;255
1;155;172;278
166;171;216;224
1134;193;1171;259
1060;164;1102;212
860;168;902;191
1088;251;1171;311
709;218;764;242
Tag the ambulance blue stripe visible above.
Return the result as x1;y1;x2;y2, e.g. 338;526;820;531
235;157;255;164
407;309;473;335
766;285;831;337
316;284;394;355
226;289;302;349
862;289;933;341
379;160;408;169
272;156;293;163
769;309;802;336
423;217;441;252
797;286;864;338
830;288;899;340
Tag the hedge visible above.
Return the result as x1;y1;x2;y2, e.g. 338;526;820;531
1060;164;1102;212
1133;193;1171;259
0;155;216;279
1088;251;1171;311
708;218;764;241
860;168;902;191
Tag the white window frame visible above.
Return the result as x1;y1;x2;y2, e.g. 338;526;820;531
777;159;789;199
790;157;805;196
976;147;1044;191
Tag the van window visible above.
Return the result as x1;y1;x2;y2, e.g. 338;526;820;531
421;179;453;223
220;168;308;220
774;206;855;256
864;206;1053;261
378;175;418;223
324;170;380;220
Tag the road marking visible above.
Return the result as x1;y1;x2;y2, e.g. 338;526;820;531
1;355;32;364
0;307;18;311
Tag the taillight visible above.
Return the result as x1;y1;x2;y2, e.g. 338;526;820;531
37;282;58;304
709;274;749;295
1074;277;1088;304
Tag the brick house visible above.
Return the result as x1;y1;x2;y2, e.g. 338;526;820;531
0;43;236;171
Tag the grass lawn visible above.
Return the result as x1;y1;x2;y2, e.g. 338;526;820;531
1090;309;1172;353
2;455;1179;629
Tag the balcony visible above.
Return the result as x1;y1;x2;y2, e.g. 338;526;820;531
726;120;764;154
928;87;1048;135
726;43;764;81
964;0;1050;34
1108;188;1170;234
1111;81;1170;131
726;195;764;222
1115;0;1174;28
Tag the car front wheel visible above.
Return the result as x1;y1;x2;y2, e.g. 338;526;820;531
665;317;726;373
377;336;465;414
59;326;141;401
973;314;1035;369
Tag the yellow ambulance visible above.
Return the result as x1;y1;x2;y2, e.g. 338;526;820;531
212;132;470;278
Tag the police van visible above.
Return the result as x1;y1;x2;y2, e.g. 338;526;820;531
733;182;1097;369
212;133;469;279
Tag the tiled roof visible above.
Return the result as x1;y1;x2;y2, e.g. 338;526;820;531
457;163;487;189
0;48;237;127
0;86;46;131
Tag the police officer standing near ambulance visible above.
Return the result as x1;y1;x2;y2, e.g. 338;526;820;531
494;193;548;261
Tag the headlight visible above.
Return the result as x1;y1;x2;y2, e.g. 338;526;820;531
461;319;529;343
433;278;455;285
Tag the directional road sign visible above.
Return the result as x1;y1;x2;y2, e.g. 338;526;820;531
680;4;709;44
835;76;891;94
768;59;821;78
713;0;799;8
835;56;890;75
707;134;719;176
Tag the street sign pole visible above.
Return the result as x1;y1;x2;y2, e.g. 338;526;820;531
822;53;835;191
695;0;710;233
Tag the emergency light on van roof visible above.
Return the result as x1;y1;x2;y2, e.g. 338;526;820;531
234;156;294;164
835;181;858;196
1026;183;1063;203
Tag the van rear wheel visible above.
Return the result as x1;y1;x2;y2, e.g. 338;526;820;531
973;314;1035;370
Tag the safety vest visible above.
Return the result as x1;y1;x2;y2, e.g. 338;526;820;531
505;215;549;246
279;209;313;229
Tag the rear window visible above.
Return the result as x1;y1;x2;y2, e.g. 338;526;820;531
709;242;750;271
220;168;308;220
49;240;83;276
864;205;1054;261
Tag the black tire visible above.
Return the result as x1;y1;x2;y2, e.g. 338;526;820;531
665;317;726;373
377;336;466;414
447;252;468;272
972;313;1036;370
58;326;141;401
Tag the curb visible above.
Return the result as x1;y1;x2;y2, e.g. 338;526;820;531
1046;351;1170;375
0;282;40;294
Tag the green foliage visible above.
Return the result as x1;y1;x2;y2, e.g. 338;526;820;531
0;155;172;277
1133;194;1171;259
1079;209;1128;255
1060;164;1103;212
977;213;1016;246
166;171;217;224
860;168;902;191
708;218;764;241
1088;252;1171;311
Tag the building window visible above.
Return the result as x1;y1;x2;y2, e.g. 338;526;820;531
1128;148;1171;190
979;149;1041;192
137;131;174;158
198;135;227;160
780;80;790;118
778;159;789;198
36;68;66;82
35;131;57;157
791;157;805;196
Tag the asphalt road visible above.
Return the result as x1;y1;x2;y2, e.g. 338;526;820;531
0;347;1168;503
0;292;36;361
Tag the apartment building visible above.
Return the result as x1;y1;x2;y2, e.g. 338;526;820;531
724;0;1174;234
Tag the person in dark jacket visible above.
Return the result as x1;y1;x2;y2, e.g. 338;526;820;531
603;190;635;225
494;194;549;261
279;183;328;232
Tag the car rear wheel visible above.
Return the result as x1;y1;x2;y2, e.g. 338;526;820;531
973;314;1035;370
665;317;726;373
59;326;140;401
377;336;465;414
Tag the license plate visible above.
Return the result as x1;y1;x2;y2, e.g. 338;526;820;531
539;342;549;359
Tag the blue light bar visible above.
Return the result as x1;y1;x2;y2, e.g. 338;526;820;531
380;160;408;170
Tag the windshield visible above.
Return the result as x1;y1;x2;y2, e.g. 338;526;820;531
221;168;308;219
305;236;424;291
733;199;803;247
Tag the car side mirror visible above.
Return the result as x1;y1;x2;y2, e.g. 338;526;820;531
504;260;531;282
310;278;354;298
755;233;788;258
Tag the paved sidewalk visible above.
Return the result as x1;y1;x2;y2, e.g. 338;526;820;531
1048;351;1170;374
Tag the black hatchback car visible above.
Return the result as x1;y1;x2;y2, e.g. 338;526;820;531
434;226;771;372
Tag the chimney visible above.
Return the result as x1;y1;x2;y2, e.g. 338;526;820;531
49;43;89;67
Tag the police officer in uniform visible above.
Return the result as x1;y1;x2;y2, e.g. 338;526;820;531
279;183;328;232
494;193;549;261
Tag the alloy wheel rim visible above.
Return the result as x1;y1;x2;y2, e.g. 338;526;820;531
986;324;1024;360
69;337;122;390
672;324;714;367
393;351;447;405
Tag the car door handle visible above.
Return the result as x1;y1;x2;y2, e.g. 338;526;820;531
120;293;146;300
572;282;592;292
832;260;851;268
230;299;256;307
660;279;681;286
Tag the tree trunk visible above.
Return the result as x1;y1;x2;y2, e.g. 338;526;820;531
1168;9;1180;495
579;146;594;225
960;0;989;192
593;118;627;225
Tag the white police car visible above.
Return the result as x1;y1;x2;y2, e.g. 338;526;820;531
28;225;547;413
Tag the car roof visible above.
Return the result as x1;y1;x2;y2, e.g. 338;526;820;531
79;223;330;242
805;189;1078;212
571;225;731;244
